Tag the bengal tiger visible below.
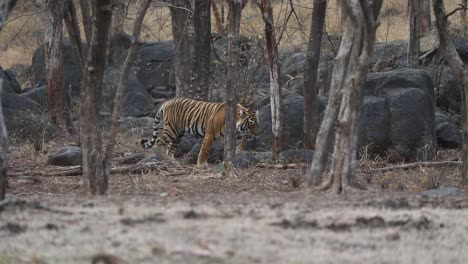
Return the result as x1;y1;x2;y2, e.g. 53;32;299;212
140;98;258;166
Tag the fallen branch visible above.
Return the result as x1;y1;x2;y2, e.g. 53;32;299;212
8;162;191;177
256;163;309;169
369;161;462;173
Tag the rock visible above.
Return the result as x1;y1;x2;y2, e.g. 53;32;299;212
421;187;463;197
135;40;175;92
257;92;326;149
102;68;154;117
0;67;21;93
278;149;314;163
47;147;82;166
2;93;44;133
22;85;46;106
118;153;146;165
358;96;391;154
139;153;165;163
186;139;224;164
148;86;175;99
30;40;84;97
281;52;305;78
108;32;132;67
436;66;462;113
435;110;462;148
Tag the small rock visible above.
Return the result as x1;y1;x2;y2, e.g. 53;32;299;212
47;146;82;166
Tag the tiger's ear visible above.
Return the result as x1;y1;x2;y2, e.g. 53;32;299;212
240;109;245;118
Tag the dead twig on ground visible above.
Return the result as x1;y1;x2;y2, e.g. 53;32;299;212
369;161;462;173
256;163;308;169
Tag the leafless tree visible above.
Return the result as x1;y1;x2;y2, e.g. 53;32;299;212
190;0;211;100
38;0;72;130
460;0;468;24
170;0;193;98
420;0;431;35
408;0;420;67
259;0;285;160
64;0;85;81
79;0;92;44
80;0;114;194
224;0;246;175
0;0;17;201
104;0;151;179
307;0;382;193
433;0;468;186
212;0;226;35
303;0;327;150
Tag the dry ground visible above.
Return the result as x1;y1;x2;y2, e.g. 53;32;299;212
1;136;468;264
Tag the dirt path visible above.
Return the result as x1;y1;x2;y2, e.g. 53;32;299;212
1;190;468;264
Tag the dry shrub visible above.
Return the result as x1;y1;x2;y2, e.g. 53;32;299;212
11;111;59;151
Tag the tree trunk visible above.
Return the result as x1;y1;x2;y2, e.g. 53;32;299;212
41;0;71;130
212;0;226;35
307;0;382;192
303;0;327;150
433;0;468;186
0;0;17;201
419;0;431;35
408;0;420;67
259;0;285;161
64;0;85;81
104;0;151;177
80;0;114;195
190;0;211;100
0;80;8;201
112;0;125;34
170;0;193;98
79;0;92;44
224;0;244;175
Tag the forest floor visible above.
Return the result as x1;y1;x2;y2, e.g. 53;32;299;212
1;138;468;264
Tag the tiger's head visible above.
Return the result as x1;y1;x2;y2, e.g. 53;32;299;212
236;106;258;137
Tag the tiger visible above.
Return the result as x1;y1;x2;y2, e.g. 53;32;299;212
140;98;258;166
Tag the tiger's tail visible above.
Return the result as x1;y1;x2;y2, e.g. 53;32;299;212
140;106;164;149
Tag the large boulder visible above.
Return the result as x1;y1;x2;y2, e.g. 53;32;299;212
134;40;175;94
30;40;83;97
47;147;82;166
22;85;46;106
2;93;44;133
0;67;21;94
102;68;154;117
435;110;462;149
358;96;391;154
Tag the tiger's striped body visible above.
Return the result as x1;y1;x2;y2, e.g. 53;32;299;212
141;98;258;165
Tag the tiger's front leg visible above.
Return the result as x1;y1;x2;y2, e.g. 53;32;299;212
196;132;215;166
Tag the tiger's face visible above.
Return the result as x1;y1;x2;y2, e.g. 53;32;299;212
237;107;258;137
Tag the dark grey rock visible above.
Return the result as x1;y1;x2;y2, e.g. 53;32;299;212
281;52;305;78
135;40;174;91
421;187;463;197
358;96;391;154
233;151;272;168
47;147;82;166
435;110;462;148
22;85;46;106
139;153;165;163
118;153;146;165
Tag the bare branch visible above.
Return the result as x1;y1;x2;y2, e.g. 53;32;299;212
445;4;468;19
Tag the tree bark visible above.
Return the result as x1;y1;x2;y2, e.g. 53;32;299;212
307;0;382;193
303;0;327;150
80;0;114;195
170;0;193;98
224;0;244;175
112;0;125;34
190;0;211;100
64;0;85;81
460;0;468;25
41;0;71;130
408;0;420;67
212;0;226;35
79;0;92;44
104;0;151;177
419;0;431;35
259;0;285;161
433;0;468;186
0;0;16;201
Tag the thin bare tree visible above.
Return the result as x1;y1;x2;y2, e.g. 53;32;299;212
224;0;245;175
212;0;226;35
408;0;420;67
0;0;17;201
258;0;285;160
307;0;383;193
112;0;126;34
170;0;193;98
420;0;431;35
433;0;468;186
303;0;327;150
104;0;151;178
79;0;92;44
64;0;85;81
190;0;211;100
80;0;114;194
460;0;468;25
39;0;72;130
